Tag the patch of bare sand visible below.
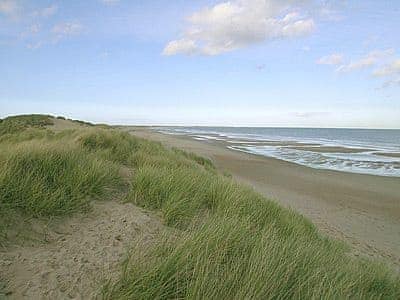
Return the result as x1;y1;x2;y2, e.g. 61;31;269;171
0;201;166;299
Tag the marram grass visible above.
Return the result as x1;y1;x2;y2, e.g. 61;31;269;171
0;115;399;299
106;217;399;299
0;114;53;136
104;129;400;299
0;141;122;216
0;124;129;242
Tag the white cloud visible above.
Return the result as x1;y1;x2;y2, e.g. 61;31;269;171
163;0;315;56
19;23;41;47
317;53;343;65
50;21;84;44
373;58;400;89
1;2;80;49
163;38;197;56
23;21;83;49
318;7;343;22
1;1;57;19
52;22;84;36
99;51;110;59
19;23;40;37
336;49;394;73
0;0;18;16
381;78;400;88
27;41;42;50
32;4;57;18
301;45;310;51
317;48;400;89
29;23;40;34
373;59;400;77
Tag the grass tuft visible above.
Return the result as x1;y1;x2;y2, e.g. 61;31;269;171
0;141;122;217
77;129;139;164
0;114;53;136
0;118;132;244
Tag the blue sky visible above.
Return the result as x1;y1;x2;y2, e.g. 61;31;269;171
1;0;399;128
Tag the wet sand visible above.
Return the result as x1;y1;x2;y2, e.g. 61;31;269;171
286;146;375;153
229;141;320;147
374;152;400;158
125;127;400;269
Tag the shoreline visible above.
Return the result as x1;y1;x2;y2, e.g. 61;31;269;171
160;128;400;178
124;126;400;268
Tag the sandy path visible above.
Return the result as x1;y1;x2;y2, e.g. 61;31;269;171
0;201;165;299
127;127;400;269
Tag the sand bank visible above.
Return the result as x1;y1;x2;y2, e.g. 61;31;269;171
286;145;374;153
374;152;400;158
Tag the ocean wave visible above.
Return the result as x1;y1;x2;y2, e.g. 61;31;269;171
157;127;400;177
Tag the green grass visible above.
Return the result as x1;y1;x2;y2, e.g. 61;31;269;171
1;115;399;298
106;218;399;299
0;114;53;136
104;130;400;299
0;141;122;217
0;121;131;244
77;129;139;164
172;147;216;172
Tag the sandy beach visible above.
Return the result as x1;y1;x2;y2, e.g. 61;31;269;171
126;127;400;268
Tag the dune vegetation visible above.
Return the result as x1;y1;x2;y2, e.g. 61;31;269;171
0;115;399;299
0;119;122;244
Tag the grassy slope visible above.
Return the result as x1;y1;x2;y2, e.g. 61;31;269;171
0;117;125;244
0;115;399;299
104;133;400;299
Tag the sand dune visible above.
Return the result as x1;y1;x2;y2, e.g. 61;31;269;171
1;201;165;299
126;127;400;269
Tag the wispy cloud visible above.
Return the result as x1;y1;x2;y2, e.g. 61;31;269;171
318;48;399;89
27;41;43;50
52;21;84;40
373;58;400;88
163;0;316;56
318;7;344;22
23;23;40;35
1;1;65;49
0;0;18;17
381;78;400;88
373;59;400;77
336;49;394;73
316;53;343;65
292;111;331;118
0;1;57;19
23;21;85;49
19;23;41;39
32;4;58;18
99;51;110;59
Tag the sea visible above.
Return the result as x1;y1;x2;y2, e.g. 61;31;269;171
156;127;400;177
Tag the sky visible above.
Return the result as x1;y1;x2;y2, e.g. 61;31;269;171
0;0;399;128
